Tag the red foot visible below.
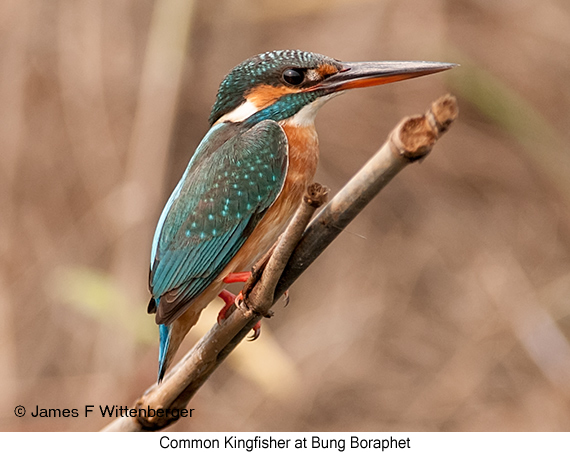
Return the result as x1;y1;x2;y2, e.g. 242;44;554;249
217;289;237;323
217;288;262;340
223;271;251;284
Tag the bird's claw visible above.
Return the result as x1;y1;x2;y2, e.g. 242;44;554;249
282;290;290;307
234;291;245;311
248;321;262;341
219;288;262;340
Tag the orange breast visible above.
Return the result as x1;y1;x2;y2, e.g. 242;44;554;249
222;123;319;275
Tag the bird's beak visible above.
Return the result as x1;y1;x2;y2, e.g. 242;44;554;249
313;61;456;94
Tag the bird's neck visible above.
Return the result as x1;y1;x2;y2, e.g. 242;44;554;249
279;119;319;197
275;95;333;187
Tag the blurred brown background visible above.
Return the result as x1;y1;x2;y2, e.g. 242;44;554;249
2;0;570;432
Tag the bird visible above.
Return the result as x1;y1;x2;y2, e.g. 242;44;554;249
148;50;454;382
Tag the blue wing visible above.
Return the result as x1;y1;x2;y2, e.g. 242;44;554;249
149;119;288;325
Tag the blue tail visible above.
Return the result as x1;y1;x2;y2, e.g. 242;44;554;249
158;323;172;383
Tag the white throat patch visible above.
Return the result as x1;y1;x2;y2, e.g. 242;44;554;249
214;92;339;126
282;93;338;127
215;99;259;124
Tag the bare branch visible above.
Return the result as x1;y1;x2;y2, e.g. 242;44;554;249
275;94;458;298
101;94;458;432
245;183;330;319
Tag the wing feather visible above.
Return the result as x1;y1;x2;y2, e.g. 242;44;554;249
149;120;288;324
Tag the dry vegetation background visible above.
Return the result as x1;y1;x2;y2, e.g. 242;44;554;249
2;0;570;432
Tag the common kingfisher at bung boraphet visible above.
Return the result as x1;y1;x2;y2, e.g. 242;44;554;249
148;49;454;382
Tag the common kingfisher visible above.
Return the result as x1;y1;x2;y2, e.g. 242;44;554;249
148;50;454;381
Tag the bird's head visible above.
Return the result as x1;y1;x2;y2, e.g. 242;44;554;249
209;50;455;127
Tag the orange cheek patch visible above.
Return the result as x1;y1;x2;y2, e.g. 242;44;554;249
246;84;299;109
317;63;340;78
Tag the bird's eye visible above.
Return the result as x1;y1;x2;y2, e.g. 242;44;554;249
282;68;305;86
